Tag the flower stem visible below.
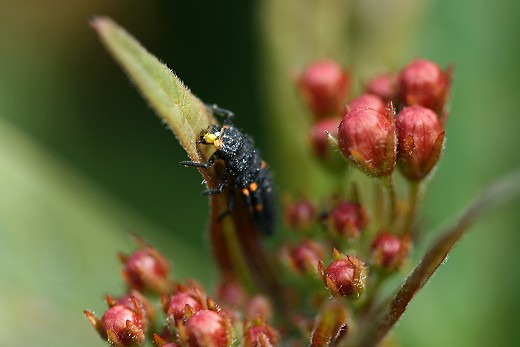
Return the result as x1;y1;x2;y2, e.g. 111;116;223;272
381;176;397;228
402;180;421;236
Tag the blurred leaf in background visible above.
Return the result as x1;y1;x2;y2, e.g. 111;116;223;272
0;1;519;346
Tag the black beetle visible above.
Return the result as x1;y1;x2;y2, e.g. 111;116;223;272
180;105;275;235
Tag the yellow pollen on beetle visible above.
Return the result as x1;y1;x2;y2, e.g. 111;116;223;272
203;133;217;144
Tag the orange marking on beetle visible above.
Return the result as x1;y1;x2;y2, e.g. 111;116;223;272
255;204;263;212
242;188;250;196
249;182;258;192
261;160;267;169
214;138;222;150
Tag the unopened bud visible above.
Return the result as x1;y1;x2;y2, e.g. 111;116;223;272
298;60;350;118
366;73;397;102
288;240;324;274
371;232;411;271
163;289;204;323
396;105;445;181
119;244;170;294
85;302;146;347
284;198;317;230
216;278;247;309
328;201;368;239
345;93;385;114
243;319;279;347
337;106;396;177
398;59;451;115
184;310;231;347
318;251;367;298
245;295;273;322
107;290;155;328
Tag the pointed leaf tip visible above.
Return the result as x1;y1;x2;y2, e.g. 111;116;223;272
91;16;217;184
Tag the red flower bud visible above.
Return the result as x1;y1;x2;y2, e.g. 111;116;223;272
245;295;273;322
119;245;170;294
318;250;367;298
284;239;324;275
398;59;451;115
284;198;317;230
328;201;368;238
298;60;350;118
185;310;231;347
396;105;445;180
338;107;396;177
216;278;247;309
243;320;279;347
85;302;146;347
345;93;385;114
107;290;155;328
308;117;341;161
366;73;397;102
371;232;411;271
163;290;204;322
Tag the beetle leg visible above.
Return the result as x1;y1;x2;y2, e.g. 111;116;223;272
202;173;227;195
207;104;235;125
180;153;216;168
217;186;235;220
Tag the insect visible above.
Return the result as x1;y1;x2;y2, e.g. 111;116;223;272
180;105;276;235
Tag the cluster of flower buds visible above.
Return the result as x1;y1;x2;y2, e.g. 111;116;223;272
86;56;453;347
84;237;279;347
259;57;453;345
298;58;451;181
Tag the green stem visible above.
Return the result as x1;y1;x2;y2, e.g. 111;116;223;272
402;180;421;236
381;176;397;228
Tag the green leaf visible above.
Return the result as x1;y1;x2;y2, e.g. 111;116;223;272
91;17;281;298
91;16;215;176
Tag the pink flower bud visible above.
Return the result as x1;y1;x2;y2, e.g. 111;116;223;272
163;290;204;322
120;245;170;294
345;93;385;114
318;251;367;298
185;310;230;347
285;239;324;275
337;107;396;177
216;278;247;309
396;105;445;180
284;198;317;230
243;321;279;347
371;232;411;271
245;295;273;322
398;59;451;115
108;290;155;328
366;73;397;102
308;117;341;161
328;201;368;238
298;60;350;118
85;303;146;347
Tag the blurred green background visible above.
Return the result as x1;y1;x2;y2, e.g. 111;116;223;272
0;1;519;346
